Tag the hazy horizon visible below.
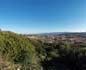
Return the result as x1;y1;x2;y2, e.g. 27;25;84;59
0;0;86;34
1;29;86;34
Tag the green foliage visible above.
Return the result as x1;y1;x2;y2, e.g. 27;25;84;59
0;31;41;70
0;30;86;70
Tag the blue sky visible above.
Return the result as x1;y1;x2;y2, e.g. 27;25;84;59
0;0;86;34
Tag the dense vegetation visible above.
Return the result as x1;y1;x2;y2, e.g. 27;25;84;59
0;30;86;70
0;31;41;70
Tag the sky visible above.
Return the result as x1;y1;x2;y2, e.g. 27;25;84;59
0;0;86;34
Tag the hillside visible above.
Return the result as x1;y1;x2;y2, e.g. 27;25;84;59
0;30;41;70
0;31;86;70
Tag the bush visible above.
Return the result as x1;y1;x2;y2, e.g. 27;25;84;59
0;31;41;70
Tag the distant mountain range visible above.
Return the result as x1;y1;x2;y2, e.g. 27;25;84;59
37;32;86;35
29;32;86;37
60;32;86;37
36;32;65;35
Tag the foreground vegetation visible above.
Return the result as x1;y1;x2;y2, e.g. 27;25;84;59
0;31;41;70
0;30;86;70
